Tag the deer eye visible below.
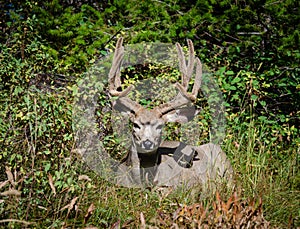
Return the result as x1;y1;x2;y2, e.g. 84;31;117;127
133;123;141;129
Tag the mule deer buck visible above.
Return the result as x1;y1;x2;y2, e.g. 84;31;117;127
108;37;233;188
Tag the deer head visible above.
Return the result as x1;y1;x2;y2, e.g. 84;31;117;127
108;37;202;156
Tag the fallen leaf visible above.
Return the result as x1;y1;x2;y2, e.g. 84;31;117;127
61;197;78;216
140;212;146;229
79;175;91;182
0;189;21;196
5;166;14;185
0;180;9;189
48;174;56;195
110;220;120;229
84;203;96;224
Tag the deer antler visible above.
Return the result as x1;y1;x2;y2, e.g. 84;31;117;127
108;38;141;114
108;37;134;97
108;38;201;118
157;39;202;115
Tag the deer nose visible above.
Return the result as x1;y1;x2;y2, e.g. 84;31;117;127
142;140;154;150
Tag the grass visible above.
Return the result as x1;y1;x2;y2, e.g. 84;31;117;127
223;121;299;227
0;74;298;228
0;113;299;228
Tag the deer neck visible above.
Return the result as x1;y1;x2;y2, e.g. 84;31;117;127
137;148;161;186
138;150;161;168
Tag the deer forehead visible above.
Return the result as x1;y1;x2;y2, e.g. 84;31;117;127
133;108;164;126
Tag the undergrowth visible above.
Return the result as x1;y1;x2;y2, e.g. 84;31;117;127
0;0;299;228
0;112;298;228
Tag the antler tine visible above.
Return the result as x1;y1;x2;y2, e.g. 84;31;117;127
108;37;123;91
186;39;195;82
109;37;133;97
175;42;187;87
192;57;202;96
175;39;200;101
175;39;195;89
113;37;124;89
108;37;141;115
175;59;201;102
157;40;201;115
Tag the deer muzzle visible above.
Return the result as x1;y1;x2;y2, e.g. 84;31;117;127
142;139;154;150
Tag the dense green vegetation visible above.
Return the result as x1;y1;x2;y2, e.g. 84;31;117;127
0;0;299;228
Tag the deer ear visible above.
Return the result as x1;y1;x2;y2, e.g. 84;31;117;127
162;106;199;123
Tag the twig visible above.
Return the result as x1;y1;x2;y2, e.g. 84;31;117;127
103;29;123;48
237;32;262;35
0;219;34;226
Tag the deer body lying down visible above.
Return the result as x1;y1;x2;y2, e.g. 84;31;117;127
108;38;233;188
116;141;233;188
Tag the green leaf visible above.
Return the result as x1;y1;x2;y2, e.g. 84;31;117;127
251;94;258;100
226;70;235;75
232;77;241;84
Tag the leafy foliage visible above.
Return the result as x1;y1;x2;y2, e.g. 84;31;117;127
0;0;299;228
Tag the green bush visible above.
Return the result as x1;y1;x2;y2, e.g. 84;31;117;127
0;0;299;227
